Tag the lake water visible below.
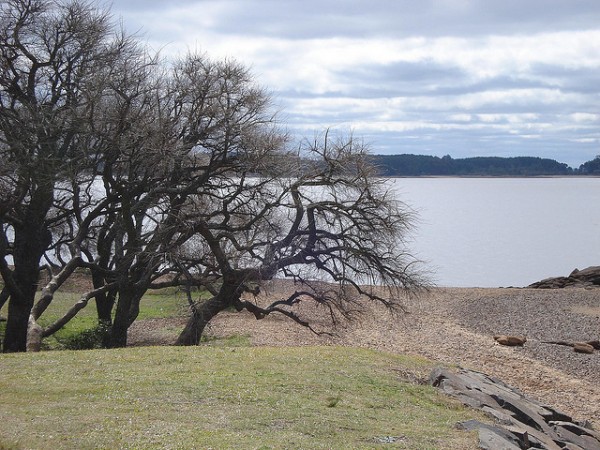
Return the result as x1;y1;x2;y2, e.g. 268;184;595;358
392;177;600;287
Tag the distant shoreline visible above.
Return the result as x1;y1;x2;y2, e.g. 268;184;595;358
370;154;600;177
386;174;600;179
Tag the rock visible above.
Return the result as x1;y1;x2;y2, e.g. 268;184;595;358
478;427;522;450
431;367;600;450
570;266;600;283
457;420;522;450
551;422;600;450
494;335;527;346
543;340;598;353
528;276;571;289
503;421;562;449
563;443;586;450
573;343;594;354
529;265;600;288
586;340;600;350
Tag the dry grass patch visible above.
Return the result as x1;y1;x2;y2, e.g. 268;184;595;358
570;304;600;318
0;346;482;449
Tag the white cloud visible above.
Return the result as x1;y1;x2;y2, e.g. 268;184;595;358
570;113;600;123
112;0;600;166
571;138;598;143
449;114;473;122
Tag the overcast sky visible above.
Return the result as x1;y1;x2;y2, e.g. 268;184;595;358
111;0;600;167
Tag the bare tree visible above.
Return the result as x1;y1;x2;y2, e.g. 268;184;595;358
94;54;286;347
0;0;141;351
25;52;286;348
0;0;425;352
174;131;425;345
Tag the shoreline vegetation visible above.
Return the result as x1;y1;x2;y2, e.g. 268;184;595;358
369;153;600;177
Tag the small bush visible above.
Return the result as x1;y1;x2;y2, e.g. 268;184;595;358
60;323;111;350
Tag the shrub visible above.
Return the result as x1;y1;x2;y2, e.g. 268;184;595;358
60;323;111;350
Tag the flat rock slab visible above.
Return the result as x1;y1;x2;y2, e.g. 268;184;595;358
430;367;600;450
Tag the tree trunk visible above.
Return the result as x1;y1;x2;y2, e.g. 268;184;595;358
3;289;35;352
106;284;144;348
2;184;53;352
3;235;46;352
0;287;9;312
175;294;230;346
107;292;132;348
92;270;115;325
89;267;116;347
107;319;129;348
95;292;115;324
26;315;43;352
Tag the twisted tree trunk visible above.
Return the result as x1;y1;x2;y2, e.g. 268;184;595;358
107;285;145;348
175;294;231;346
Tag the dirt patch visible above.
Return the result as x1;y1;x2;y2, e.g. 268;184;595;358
571;304;600;317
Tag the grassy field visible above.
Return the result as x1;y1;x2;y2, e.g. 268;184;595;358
0;346;482;449
1;283;484;448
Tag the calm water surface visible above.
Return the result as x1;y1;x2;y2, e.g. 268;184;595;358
392;177;600;287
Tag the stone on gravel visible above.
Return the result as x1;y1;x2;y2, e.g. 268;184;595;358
431;367;600;450
573;342;595;354
494;335;527;346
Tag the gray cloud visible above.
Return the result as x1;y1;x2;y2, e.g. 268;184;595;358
328;61;469;98
112;1;600;43
137;0;600;39
530;64;600;96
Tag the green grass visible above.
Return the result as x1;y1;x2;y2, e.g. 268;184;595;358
0;286;191;350
0;346;481;449
34;288;190;349
0;282;483;448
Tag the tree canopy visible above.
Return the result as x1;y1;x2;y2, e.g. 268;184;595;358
578;155;600;175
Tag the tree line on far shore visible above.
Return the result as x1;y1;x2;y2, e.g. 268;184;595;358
369;154;600;176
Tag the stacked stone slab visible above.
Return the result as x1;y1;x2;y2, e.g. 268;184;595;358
430;367;600;450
